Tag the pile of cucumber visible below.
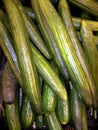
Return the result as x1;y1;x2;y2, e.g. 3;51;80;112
0;0;98;130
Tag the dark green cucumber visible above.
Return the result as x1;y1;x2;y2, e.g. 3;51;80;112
56;96;70;125
20;94;34;130
42;61;58;113
69;82;88;130
31;0;96;107
58;0;97;108
13;0;51;59
56;78;70;125
42;81;57;113
1;61;17;104
45;112;63;130
3;0;42;114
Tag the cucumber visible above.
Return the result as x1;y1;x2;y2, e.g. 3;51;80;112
42;81;57;112
4;85;21;130
45;112;63;130
42;61;57;113
69;82;88;130
56;78;70;125
3;0;42;114
13;0;51;59
58;0;97;108
81;20;98;107
20;94;35;130
31;0;96;107
4;103;21;130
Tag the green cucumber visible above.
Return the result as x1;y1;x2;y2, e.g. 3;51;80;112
13;0;51;59
56;78;70;125
42;81;57;112
81;20;98;106
42;61;57;113
3;0;42;114
45;112;63;130
20;94;34;130
69;82;88;130
4;103;21;130
58;0;97;108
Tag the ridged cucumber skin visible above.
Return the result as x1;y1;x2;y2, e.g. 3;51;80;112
31;0;96;107
45;112;63;130
58;0;97;108
13;0;51;60
3;0;42;114
69;83;88;130
20;95;35;130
